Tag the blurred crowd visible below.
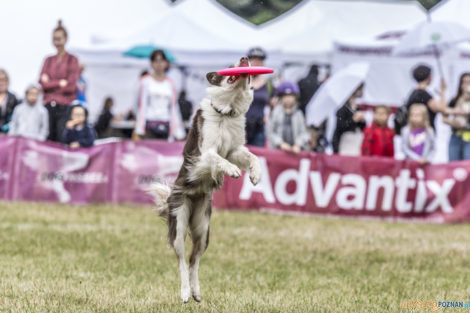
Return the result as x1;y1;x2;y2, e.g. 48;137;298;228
2;20;470;164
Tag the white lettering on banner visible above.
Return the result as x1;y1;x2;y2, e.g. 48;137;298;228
240;157;275;203
238;157;464;213
0;171;9;180
336;174;366;210
310;171;340;207
425;180;455;213
274;159;310;206
366;176;394;211
414;169;427;212
395;170;416;213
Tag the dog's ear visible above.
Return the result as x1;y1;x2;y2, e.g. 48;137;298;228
206;72;223;86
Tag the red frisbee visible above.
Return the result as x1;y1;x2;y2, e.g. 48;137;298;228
217;66;274;76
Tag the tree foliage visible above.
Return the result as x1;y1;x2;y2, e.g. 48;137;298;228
170;0;444;25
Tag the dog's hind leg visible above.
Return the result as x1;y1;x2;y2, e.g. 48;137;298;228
188;194;212;302
168;193;191;303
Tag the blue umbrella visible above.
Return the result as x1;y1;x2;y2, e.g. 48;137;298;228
123;45;176;62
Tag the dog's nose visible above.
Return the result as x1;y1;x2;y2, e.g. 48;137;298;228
240;57;249;67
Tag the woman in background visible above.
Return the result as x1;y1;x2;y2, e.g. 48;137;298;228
134;50;184;141
0;69;20;133
444;72;470;161
39;20;80;142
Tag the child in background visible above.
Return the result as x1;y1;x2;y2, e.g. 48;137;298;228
401;103;435;165
9;84;49;141
266;82;309;153
361;105;394;157
61;104;95;148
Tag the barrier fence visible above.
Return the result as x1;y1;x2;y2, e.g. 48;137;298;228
2;136;469;223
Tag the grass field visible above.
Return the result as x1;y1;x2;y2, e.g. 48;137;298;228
0;202;469;313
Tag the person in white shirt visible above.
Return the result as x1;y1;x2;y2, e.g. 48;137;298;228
134;49;185;141
9;84;49;141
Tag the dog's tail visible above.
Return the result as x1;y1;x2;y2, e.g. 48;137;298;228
147;183;172;220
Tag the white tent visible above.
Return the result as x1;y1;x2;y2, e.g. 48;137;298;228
72;0;285;122
259;0;427;64
170;0;260;48
0;0;171;96
332;36;452;107
431;0;470;28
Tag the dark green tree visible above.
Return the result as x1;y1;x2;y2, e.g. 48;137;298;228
170;0;444;25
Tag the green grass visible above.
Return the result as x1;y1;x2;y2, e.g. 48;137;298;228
0;202;469;312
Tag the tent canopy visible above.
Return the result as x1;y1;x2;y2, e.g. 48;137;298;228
0;0;171;95
259;0;427;62
431;0;470;29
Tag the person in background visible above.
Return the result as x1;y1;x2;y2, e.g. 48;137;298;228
401;104;435;165
0;69;20;133
332;83;366;155
94;97;114;138
178;90;193;135
266;82;309;153
9;85;48;141
308;123;328;153
134;49;185;140
443;72;470;161
39;20;80;142
297;64;320;114
361;105;394;158
61;104;95;148
76;63;87;107
404;64;447;131
245;47;273;146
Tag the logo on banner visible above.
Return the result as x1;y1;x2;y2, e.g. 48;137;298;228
240;157;466;213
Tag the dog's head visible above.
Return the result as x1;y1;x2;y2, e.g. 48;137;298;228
206;57;253;91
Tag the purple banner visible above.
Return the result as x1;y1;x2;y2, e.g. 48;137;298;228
11;138;112;204
2;136;470;223
112;140;184;204
0;136;16;200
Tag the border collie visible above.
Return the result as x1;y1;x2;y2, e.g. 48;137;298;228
152;57;261;303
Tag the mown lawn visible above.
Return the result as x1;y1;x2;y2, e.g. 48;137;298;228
0;202;469;312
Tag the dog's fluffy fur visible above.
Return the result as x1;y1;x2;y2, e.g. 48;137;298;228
151;57;261;303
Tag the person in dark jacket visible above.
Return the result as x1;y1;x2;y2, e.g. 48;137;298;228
94;97;114;138
61;104;95;148
0;69;20;133
178;90;193;135
297;64;320;114
404;64;447;130
332;83;366;154
245;47;273;147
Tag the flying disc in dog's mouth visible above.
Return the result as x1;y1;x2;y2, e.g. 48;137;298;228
217;66;274;77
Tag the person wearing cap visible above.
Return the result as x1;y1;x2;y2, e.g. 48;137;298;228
266;82;309;153
245;47;273;147
8;85;49;141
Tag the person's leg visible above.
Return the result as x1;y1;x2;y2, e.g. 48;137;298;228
55;105;70;143
462;138;470;160
448;133;462;162
45;102;57;142
250;130;266;147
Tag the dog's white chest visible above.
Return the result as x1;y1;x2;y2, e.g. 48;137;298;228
202;116;245;158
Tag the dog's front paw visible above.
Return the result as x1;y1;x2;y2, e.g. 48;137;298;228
249;161;261;185
224;163;242;178
250;170;260;185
